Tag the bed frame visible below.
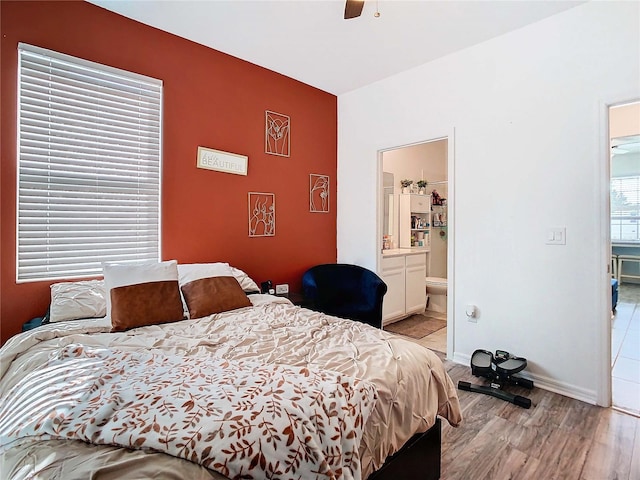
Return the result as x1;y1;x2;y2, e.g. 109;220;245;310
368;417;441;480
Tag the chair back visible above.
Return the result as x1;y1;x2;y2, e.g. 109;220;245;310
301;263;387;328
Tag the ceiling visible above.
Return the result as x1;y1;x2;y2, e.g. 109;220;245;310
88;0;586;95
612;135;640;156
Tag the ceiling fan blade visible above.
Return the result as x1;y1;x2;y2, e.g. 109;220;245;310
344;0;364;19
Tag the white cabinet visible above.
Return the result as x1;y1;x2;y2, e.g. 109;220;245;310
410;194;429;213
405;254;427;313
399;194;430;249
380;256;405;322
380;252;427;325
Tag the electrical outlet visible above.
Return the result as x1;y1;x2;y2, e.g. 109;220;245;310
466;304;478;323
275;284;289;294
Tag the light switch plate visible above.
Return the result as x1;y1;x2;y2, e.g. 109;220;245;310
546;227;566;245
275;284;289;294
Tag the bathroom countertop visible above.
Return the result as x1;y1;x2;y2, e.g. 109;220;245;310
382;248;429;257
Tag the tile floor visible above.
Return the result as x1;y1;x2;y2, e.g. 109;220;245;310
413;310;447;353
612;283;640;416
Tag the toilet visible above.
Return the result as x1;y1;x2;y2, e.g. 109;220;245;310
426;276;447;313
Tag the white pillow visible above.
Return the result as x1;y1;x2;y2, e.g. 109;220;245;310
177;263;260;293
49;279;106;322
103;260;180;321
177;262;234;286
230;266;260;293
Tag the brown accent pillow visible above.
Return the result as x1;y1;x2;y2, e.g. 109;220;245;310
181;276;252;318
110;280;185;332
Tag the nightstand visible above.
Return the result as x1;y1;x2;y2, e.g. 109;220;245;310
276;292;310;307
22;316;44;332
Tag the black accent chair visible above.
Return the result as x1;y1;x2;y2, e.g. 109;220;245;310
301;263;387;328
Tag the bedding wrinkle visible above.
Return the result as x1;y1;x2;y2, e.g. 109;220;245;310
2;346;376;480
0;294;461;479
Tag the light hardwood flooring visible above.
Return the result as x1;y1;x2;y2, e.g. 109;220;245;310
437;357;639;480
402;311;640;479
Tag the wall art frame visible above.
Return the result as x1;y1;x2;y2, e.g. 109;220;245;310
309;174;330;213
265;110;290;157
248;192;276;237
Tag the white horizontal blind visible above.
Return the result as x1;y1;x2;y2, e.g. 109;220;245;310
611;176;640;243
17;43;163;281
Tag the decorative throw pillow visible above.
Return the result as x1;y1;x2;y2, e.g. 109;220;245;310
177;263;233;317
49;279;106;322
181;276;252;318
103;260;184;332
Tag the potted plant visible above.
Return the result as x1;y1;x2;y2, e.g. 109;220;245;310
400;179;413;194
417;180;428;194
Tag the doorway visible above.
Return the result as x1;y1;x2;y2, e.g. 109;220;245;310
609;101;640;416
378;135;453;355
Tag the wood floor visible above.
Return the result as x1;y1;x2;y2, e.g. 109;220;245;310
437;355;640;480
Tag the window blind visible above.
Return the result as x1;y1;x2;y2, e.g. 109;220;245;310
17;43;163;281
611;176;640;243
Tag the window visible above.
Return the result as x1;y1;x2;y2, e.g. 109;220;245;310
17;43;163;281
611;176;640;243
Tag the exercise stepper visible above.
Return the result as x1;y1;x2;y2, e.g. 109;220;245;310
458;349;534;409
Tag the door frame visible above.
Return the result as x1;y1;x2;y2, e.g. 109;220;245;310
597;95;640;407
376;128;456;359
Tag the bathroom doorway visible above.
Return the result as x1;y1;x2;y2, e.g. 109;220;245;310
380;137;450;354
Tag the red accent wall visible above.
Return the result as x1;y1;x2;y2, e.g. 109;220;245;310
0;1;337;343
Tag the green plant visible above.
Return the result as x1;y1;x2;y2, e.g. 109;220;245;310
400;179;413;188
417;180;428;188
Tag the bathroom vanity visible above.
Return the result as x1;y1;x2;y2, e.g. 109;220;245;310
380;249;427;325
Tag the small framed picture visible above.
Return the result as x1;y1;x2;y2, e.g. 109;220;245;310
248;192;275;237
310;174;329;213
265;110;290;157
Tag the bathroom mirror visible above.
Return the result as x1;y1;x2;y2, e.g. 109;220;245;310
382;172;396;240
383;193;394;236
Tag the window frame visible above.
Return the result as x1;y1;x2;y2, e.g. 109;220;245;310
611;175;640;244
16;43;163;282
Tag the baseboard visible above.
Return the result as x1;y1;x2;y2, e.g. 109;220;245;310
527;372;597;405
450;352;598;405
425;310;447;320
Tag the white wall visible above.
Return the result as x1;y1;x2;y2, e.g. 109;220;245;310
337;1;640;403
383;140;448;192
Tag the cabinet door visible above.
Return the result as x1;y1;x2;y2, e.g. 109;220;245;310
380;256;406;324
410;194;430;213
405;254;427;314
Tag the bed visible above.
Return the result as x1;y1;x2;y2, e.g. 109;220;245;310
0;261;462;480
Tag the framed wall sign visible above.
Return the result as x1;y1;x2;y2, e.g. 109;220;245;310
197;146;248;176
